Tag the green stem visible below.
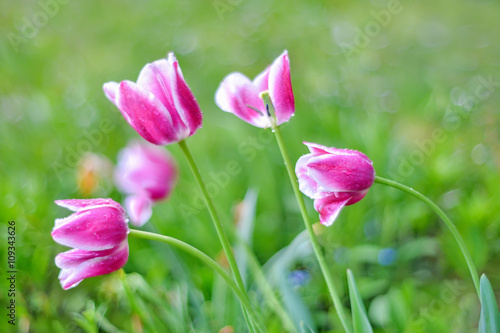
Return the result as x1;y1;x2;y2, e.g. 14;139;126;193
244;308;256;333
374;176;480;297
272;125;352;333
239;239;297;332
177;140;263;332
120;269;156;331
128;229;265;332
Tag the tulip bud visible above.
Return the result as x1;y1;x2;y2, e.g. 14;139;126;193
103;53;203;145
296;142;375;226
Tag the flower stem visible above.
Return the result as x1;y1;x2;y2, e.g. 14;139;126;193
272;125;352;333
374;176;480;297
177;140;263;332
120;269;156;331
128;229;265;332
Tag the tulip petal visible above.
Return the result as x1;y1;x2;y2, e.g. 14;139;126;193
269;50;294;125
169;53;203;136
303;142;332;155
314;194;351;226
344;190;369;206
125;194;153;227
253;67;270;93
215;73;269;128
306;153;375;193
56;242;129;289
136;59;183;130
296;154;321;198
55;198;124;213
52;206;129;251
116;81;179;145
103;81;119;106
304;142;372;164
55;245;118;269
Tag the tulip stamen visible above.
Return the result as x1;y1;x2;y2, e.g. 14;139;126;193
246;104;265;116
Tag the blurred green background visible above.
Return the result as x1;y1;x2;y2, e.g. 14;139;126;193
1;0;500;332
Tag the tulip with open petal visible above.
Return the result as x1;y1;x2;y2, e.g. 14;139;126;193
295;142;375;226
215;50;294;128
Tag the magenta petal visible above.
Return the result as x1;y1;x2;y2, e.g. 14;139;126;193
215;73;269;128
303;142;332;155
314;194;351;226
116;81;180;145
307;153;375;193
103;81;119;105
56;242;129;289
56;246;117;269
296;154;323;199
344;190;369;206
304;142;372;164
253;67;270;93
136;59;178;122
51;206;129;251
125;194;153;227
55;198;124;213
169;54;203;136
268;50;295;125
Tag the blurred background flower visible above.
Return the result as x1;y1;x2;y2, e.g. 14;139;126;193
77;152;113;197
114;140;177;226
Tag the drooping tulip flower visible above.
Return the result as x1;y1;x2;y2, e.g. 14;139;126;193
295;142;375;226
114;141;177;226
215;50;294;128
52;199;129;289
103;53;203;145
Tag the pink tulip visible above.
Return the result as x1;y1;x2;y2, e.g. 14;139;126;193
114;141;177;226
215;50;294;128
295;142;375;226
52;199;129;289
103;53;203;145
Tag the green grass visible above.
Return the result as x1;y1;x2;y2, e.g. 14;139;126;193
1;0;500;331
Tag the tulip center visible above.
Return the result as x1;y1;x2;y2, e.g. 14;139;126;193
259;91;277;128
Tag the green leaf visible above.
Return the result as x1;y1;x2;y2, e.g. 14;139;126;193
479;274;500;333
347;269;373;333
264;230;315;331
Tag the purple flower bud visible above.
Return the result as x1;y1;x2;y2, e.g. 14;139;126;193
215;50;294;128
296;142;375;226
52;199;129;289
103;53;203;145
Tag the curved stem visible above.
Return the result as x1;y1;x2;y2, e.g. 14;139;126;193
128;229;265;332
374;176;480;297
177;140;263;332
272;125;352;333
